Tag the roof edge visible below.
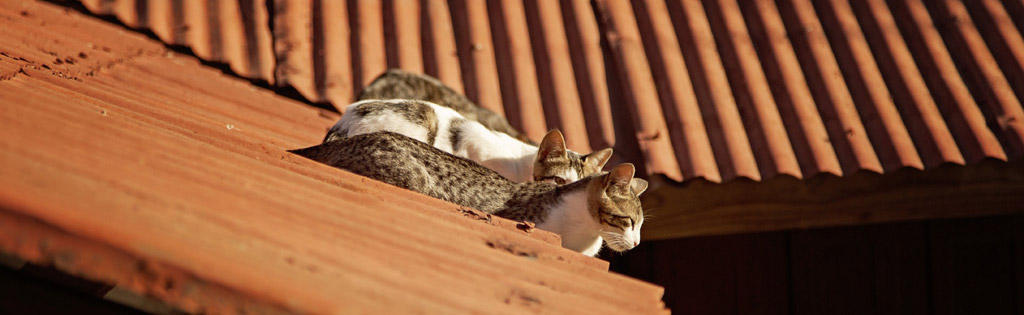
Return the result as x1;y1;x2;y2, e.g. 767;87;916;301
642;158;1024;239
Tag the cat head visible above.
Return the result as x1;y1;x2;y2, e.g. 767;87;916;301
533;130;614;184
586;163;647;252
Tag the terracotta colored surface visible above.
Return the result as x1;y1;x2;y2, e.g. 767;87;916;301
564;0;616;150
78;0;1024;183
670;0;759;181
595;0;683;180
817;0;922;172
890;0;1007;164
422;0;464;93
352;0;386;90
271;0;314;99
388;0;424;73
0;1;667;313
68;0;1024;240
319;0;353;105
527;0;590;152
491;0;546;140
705;0;801;179
450;0;505;116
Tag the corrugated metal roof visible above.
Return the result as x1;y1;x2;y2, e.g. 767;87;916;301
0;0;667;313
79;0;277;84
599;0;1024;182
77;0;1024;184
74;0;1024;184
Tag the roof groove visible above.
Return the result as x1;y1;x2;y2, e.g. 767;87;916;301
183;1;212;60
488;0;547;140
271;0;316;101
319;0;353;105
450;0;505;116
634;0;720;182
422;0;465;93
926;0;1024;159
598;0;684;181
525;0;592;152
562;0;617;151
353;0;387;95
704;0;802;180
667;0;760;182
743;0;844;178
966;0;1024;108
387;0;425;73
852;0;964;168
216;0;246;78
778;0;883;175
813;0;923;172
146;0;172;44
890;0;1003;164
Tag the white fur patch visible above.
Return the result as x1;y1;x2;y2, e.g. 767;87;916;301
560;168;580;183
452;123;537;182
332;99;597;184
333;100;541;181
625;217;642;248
333;100;455;153
335;101;427;143
536;190;604;257
345;111;431;141
428;105;463;153
600;215;642;252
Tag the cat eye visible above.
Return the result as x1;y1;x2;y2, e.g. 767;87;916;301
538;176;568;185
608;214;630;223
602;214;631;230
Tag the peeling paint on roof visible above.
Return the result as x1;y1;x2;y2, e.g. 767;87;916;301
0;0;668;313
77;0;1024;184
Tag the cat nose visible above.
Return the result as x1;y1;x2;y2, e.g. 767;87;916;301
633;241;639;247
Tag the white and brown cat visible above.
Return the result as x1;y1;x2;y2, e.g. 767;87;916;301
323;99;613;184
358;69;532;143
293;131;647;256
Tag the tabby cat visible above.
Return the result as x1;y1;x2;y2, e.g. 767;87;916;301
358;69;530;143
292;131;647;256
323;99;613;184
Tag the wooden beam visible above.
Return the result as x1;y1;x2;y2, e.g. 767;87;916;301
642;160;1024;240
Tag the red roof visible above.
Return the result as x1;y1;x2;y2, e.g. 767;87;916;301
0;0;667;313
77;0;1024;184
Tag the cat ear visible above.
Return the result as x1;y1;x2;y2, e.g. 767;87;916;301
536;130;568;161
630;178;648;196
605;163;636;187
584;148;614;171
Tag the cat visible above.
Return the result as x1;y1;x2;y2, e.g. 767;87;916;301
323;99;613;184
291;131;648;256
359;69;531;144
